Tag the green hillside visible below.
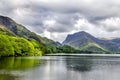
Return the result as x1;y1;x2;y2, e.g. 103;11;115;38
0;15;81;56
80;42;108;53
0;34;43;56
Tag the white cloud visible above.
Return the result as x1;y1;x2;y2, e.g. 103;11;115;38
100;17;120;31
73;18;103;38
43;19;56;27
74;18;91;31
41;30;51;39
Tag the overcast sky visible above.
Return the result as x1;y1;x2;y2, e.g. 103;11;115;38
0;0;120;42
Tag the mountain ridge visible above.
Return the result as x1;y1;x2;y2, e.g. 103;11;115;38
0;15;81;56
63;31;120;53
1;15;120;54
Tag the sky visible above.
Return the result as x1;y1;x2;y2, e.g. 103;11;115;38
0;0;120;42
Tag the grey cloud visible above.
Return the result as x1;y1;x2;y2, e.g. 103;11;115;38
46;23;73;33
0;0;120;42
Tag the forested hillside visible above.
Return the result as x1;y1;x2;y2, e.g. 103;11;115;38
0;15;80;56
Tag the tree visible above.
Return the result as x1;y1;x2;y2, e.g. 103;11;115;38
11;37;35;56
0;34;14;56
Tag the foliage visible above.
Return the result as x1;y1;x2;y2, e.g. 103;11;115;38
30;40;44;56
56;45;81;53
0;34;43;56
10;37;35;56
44;45;81;54
0;34;14;56
0;33;83;57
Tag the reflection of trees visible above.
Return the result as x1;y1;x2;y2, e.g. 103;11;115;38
66;57;93;72
0;57;40;70
0;74;22;80
0;57;41;80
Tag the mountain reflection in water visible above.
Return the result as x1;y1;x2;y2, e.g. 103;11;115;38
0;56;120;80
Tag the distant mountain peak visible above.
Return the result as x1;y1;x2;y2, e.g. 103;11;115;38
70;31;88;35
63;31;120;52
63;31;96;44
76;31;87;34
70;31;93;38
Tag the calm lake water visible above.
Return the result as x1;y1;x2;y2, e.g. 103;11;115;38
0;55;120;80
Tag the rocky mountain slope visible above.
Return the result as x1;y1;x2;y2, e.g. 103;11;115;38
63;31;120;53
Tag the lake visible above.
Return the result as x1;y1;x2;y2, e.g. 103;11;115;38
0;54;120;80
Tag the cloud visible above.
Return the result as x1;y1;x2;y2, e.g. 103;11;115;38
0;0;120;42
99;17;120;32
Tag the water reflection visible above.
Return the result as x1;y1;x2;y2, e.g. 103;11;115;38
0;74;21;80
66;57;92;72
0;57;40;70
0;56;120;80
0;57;40;80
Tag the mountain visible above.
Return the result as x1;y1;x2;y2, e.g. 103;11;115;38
0;15;81;56
0;24;15;36
63;31;120;53
0;16;60;45
0;16;61;56
0;16;62;48
1;15;120;55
